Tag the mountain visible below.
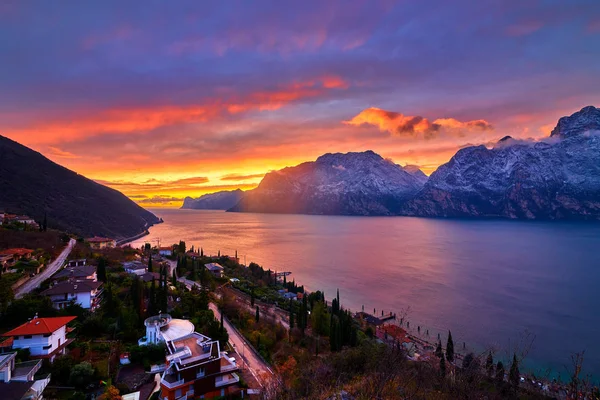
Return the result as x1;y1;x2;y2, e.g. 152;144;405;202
181;189;244;210
0;135;159;239
229;150;426;215
402;106;600;220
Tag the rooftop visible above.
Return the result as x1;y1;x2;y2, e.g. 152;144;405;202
41;280;102;296
2;316;76;337
52;265;96;279
205;263;223;272
0;248;34;256
166;332;219;369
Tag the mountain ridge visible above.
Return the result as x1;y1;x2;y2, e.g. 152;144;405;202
0;135;159;239
181;189;244;210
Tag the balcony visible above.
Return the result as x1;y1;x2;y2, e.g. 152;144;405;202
161;373;185;389
220;363;238;372
215;373;240;388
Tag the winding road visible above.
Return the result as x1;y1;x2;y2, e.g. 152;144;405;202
208;303;272;387
15;238;76;299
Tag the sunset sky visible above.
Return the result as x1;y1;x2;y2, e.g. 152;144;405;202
1;1;599;207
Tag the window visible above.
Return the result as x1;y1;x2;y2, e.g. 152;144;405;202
23;335;32;339
175;389;182;398
196;367;205;378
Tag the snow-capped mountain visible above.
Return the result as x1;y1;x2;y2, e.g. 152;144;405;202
402;105;600;220
182;189;244;210
229;150;427;215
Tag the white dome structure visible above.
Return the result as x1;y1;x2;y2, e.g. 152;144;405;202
138;313;194;346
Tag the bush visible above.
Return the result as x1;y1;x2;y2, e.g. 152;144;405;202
69;362;95;389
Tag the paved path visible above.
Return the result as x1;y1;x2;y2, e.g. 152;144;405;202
15;238;76;299
208;303;272;387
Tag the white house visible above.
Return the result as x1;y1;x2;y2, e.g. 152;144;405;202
2;316;76;362
205;263;224;278
41;280;103;311
138;313;194;346
158;247;173;257
124;261;147;276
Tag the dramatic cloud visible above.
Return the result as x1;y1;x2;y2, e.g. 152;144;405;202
0;1;597;206
138;195;184;205
345;108;493;138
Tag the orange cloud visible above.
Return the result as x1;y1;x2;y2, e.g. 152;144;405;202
345;107;492;138
5;76;349;145
47;146;81;159
220;173;265;181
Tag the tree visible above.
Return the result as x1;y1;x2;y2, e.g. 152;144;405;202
42;213;48;232
440;353;446;378
172;269;177;286
147;255;153;273
255;306;260;323
98;385;121;400
97;257;107;282
495;361;505;385
446;331;454;362
220;310;224;333
178;241;186;254
435;341;443;358
69;362;95;389
200;247;203;257
463;352;475;370
218;250;220;257
486;352;494;378
509;354;520;390
251;287;255;307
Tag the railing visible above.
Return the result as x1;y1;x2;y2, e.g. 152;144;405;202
220;363;238;372
215;373;240;388
160;377;185;389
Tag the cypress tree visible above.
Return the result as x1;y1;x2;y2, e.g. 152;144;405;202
42;213;47;232
172;269;177;286
509;354;520;390
220;310;224;333
200;248;203;257
440;353;446;378
496;361;505;384
435;341;443;358
148;255;153;273
255;306;260;323
149;278;157;316
251;287;255;307
290;309;294;329
218;250;220;257
486;352;494;378
446;331;454;362
97;257;107;282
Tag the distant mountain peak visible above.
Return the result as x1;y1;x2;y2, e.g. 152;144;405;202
550;105;600;139
181;189;244;210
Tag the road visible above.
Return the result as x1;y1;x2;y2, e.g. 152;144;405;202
15;238;76;299
208;303;272;386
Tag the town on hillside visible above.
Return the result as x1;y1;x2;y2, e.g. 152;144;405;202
0;218;596;400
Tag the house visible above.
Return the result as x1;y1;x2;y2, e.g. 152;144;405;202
0;249;35;272
205;263;224;278
86;237;116;249
51;265;97;282
138;313;195;346
356;312;383;326
2;315;76;362
139;271;161;283
41;280;103;311
160;332;240;400
283;292;297;301
0;211;4;225
67;259;87;268
123;261;147;275
13;216;37;226
0;352;50;400
159;247;173;257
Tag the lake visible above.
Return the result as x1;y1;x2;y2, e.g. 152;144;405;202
131;208;600;379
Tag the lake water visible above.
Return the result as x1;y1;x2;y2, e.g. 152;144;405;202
132;208;600;379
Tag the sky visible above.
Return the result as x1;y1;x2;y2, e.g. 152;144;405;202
1;1;599;207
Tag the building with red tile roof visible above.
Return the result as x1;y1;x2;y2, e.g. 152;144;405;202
2;316;76;362
86;237;116;249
